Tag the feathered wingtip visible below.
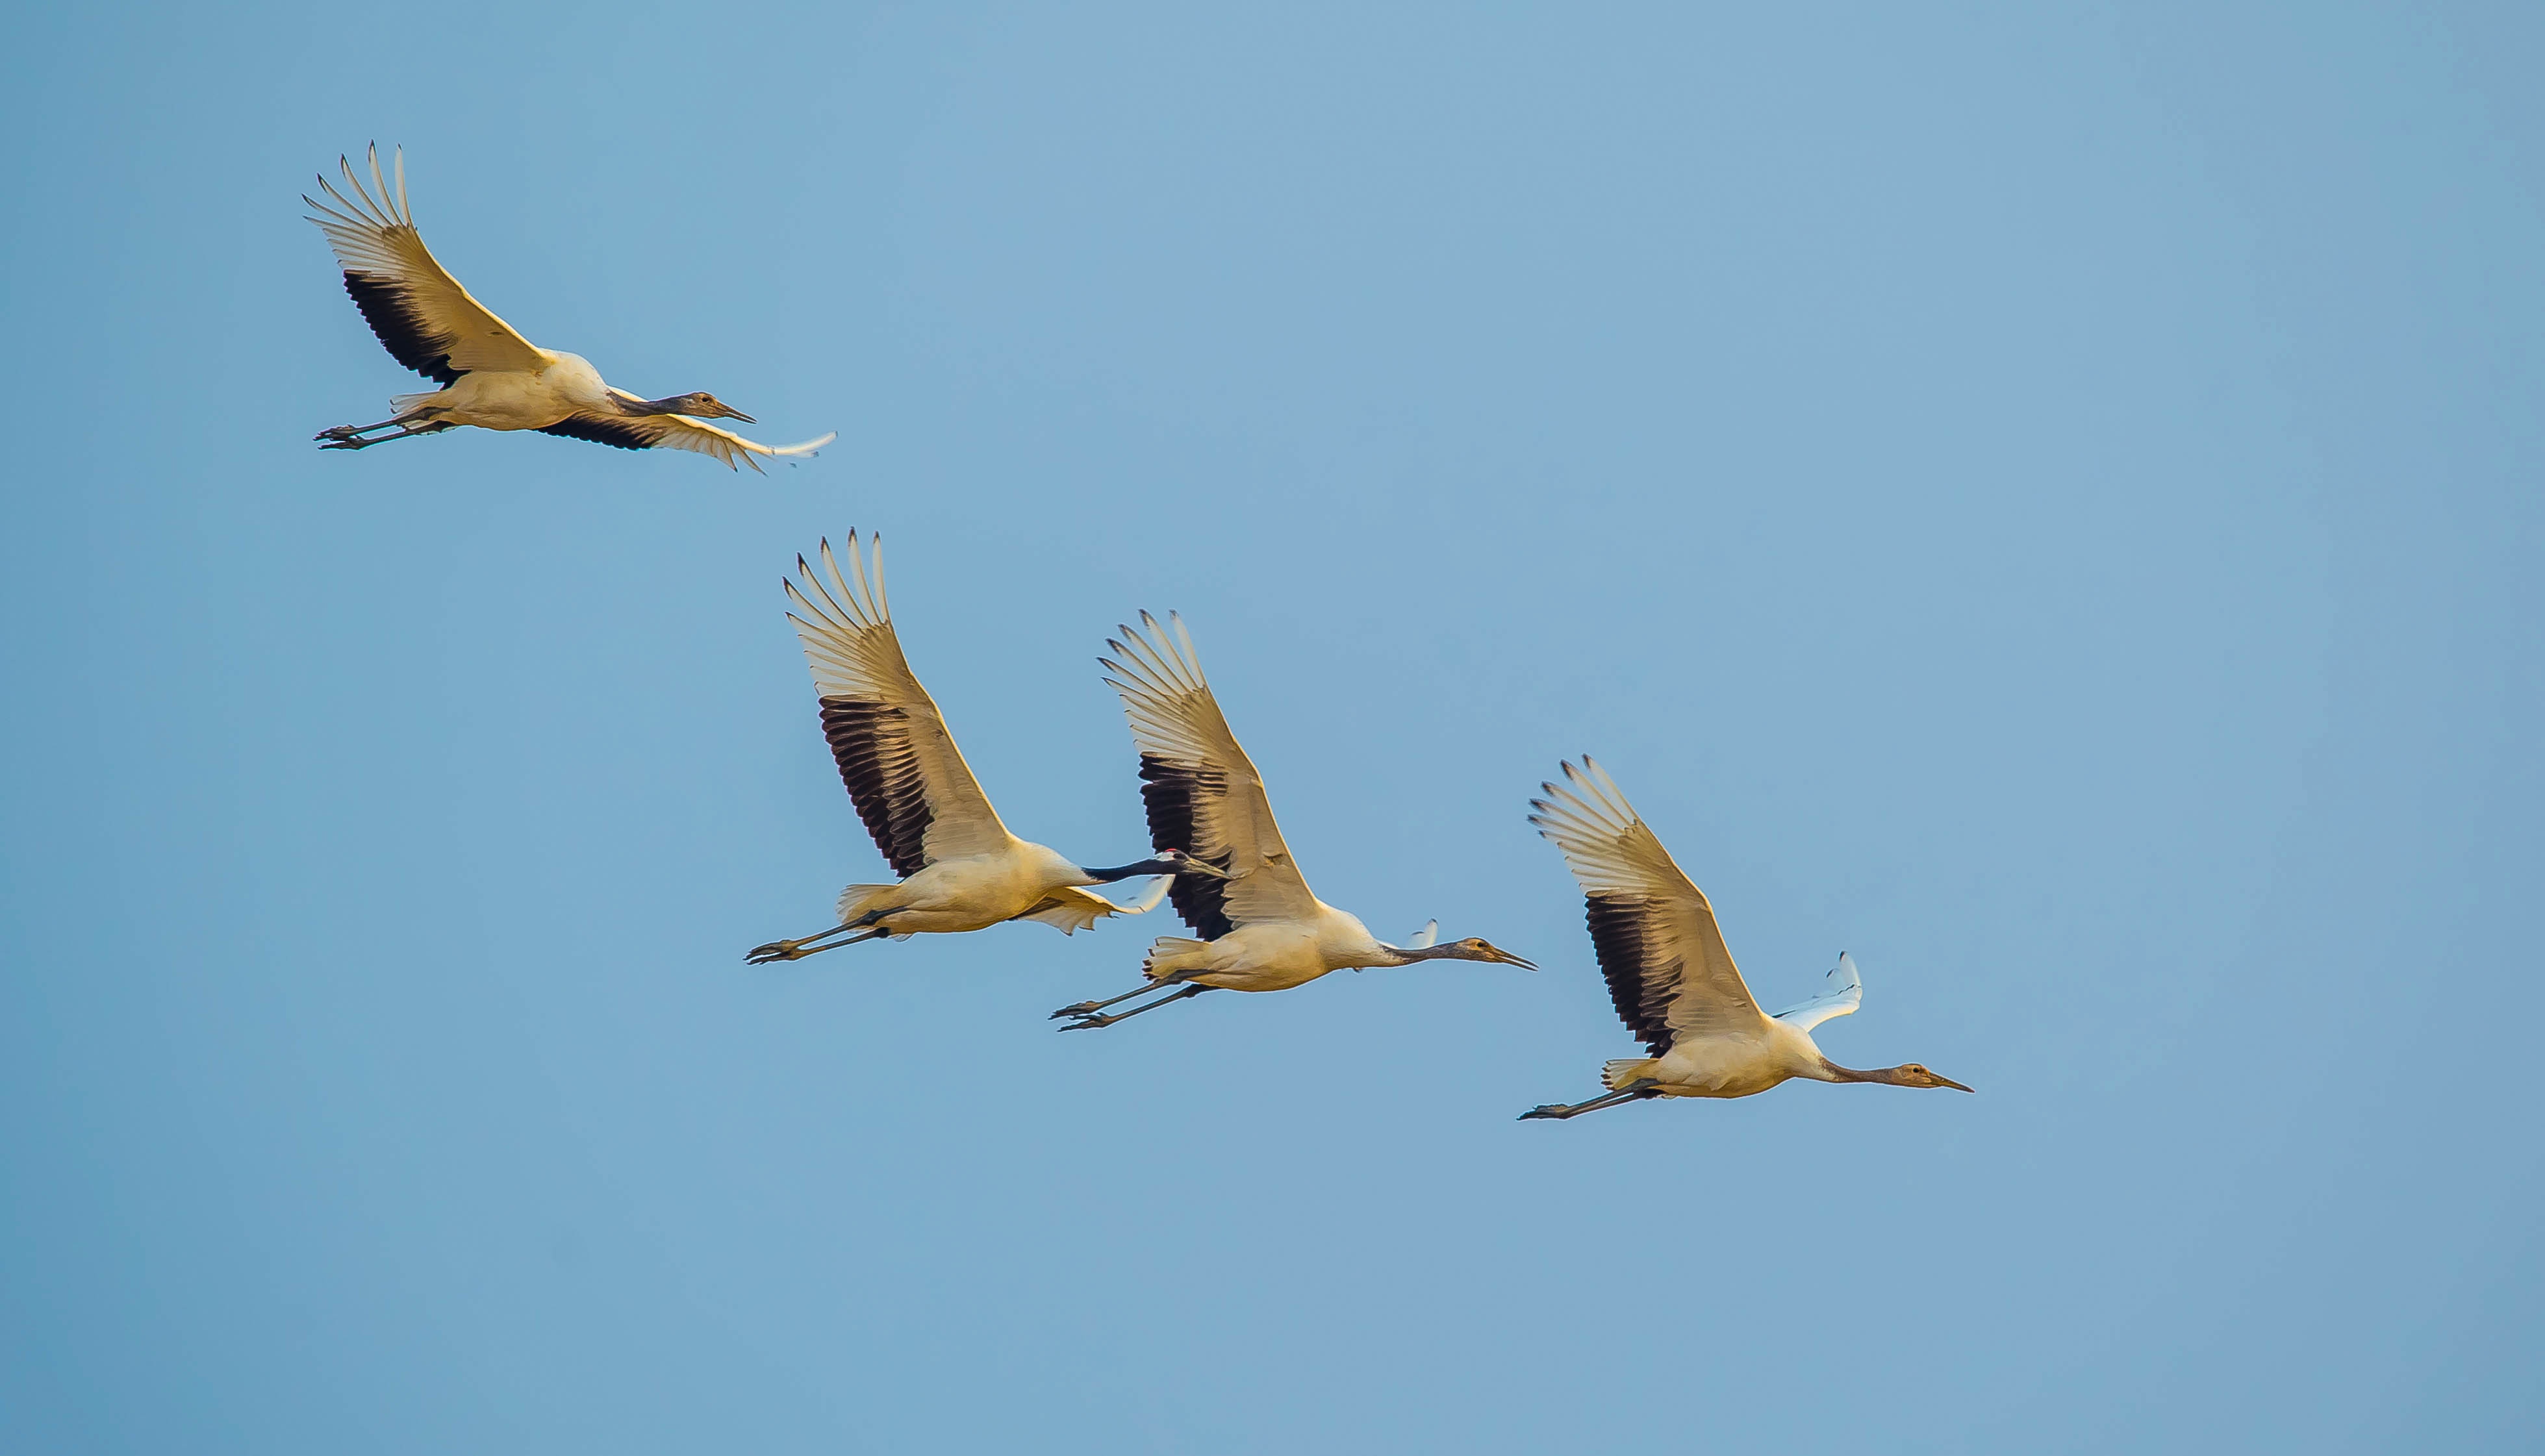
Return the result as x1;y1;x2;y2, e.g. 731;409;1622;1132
304;142;412;233
1526;753;1640;842
690;426;837;474
784;529;889;635
1097;609;1208;699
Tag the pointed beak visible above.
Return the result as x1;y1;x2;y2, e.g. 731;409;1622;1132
722;406;757;423
1174;857;1234;880
1489;948;1538;971
1937;1075;1975;1093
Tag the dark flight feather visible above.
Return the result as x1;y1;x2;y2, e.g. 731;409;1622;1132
1586;894;1679;1055
1137;754;1235;939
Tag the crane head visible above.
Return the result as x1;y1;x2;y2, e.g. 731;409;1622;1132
665;392;755;423
1891;1063;1974;1093
1150;847;1234;880
1439;936;1536;970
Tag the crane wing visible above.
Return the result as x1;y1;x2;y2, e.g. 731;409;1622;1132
784;533;1011;877
1101;612;1317;936
541;408;835;473
1011;876;1170;935
1772;951;1864;1032
305;146;550;383
1528;757;1768;1055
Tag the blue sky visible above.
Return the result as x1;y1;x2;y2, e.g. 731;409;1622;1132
3;3;2539;1451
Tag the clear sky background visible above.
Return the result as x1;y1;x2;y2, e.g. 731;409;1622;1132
3;3;2538;1451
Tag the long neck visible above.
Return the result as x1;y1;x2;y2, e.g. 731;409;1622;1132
618;394;689;416
1382;943;1472;966
1817;1057;1909;1086
1079;857;1180;884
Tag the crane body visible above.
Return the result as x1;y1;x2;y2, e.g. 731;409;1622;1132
1595;1016;1849;1101
829;838;1161;939
1141;913;1387;992
386;353;613;433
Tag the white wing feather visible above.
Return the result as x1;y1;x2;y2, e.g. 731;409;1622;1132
1773;951;1864;1032
631;410;836;473
1117;875;1174;914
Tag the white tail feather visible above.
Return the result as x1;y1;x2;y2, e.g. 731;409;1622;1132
833;884;894;923
1601;1057;1655;1090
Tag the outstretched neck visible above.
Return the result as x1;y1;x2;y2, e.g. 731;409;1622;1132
1080;857;1184;884
1382;943;1467;966
1817;1057;1901;1086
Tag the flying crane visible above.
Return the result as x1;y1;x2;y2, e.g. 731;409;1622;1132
1520;757;1971;1118
306;145;834;470
1051;612;1533;1030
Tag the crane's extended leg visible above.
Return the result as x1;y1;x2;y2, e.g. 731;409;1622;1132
747;905;900;964
316;415;407;441
318;420;457;451
745;925;887;964
1518;1081;1660;1121
1057;983;1210;1031
1049;979;1178;1019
